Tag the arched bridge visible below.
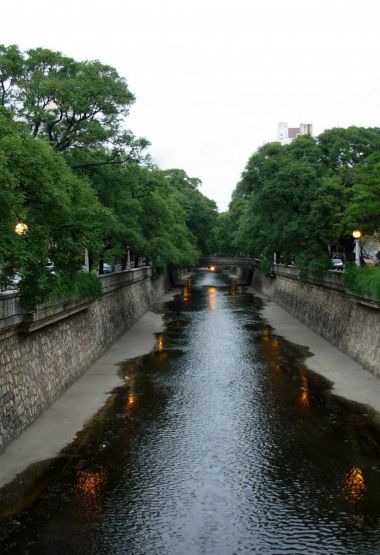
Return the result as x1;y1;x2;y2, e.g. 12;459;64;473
198;257;257;284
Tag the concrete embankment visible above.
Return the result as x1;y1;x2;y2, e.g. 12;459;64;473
0;268;169;451
255;291;380;420
252;265;380;377
0;272;189;488
0;303;169;488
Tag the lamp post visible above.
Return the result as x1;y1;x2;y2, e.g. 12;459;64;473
352;229;362;266
127;246;131;270
84;248;90;272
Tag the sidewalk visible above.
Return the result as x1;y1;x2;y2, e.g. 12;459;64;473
255;290;380;416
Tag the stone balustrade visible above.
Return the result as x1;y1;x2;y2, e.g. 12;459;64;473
0;267;153;338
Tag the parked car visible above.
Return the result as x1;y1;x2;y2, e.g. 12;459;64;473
7;272;22;289
331;258;344;271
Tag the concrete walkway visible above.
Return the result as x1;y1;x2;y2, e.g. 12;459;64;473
255;290;380;417
0;290;175;489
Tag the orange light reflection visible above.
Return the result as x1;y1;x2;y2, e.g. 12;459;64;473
299;370;310;408
127;393;138;409
183;286;191;302
344;467;366;502
157;334;165;352
76;469;106;500
208;287;217;311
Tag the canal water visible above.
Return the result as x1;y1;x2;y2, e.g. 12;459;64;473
1;270;380;554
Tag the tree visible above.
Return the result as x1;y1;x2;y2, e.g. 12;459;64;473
0;45;149;164
0;109;115;306
224;127;380;275
343;154;380;234
163;169;218;255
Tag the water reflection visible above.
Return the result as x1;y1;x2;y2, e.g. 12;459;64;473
76;468;107;501
126;375;139;412
260;325;282;373
182;286;191;302
127;392;138;410
208;286;218;311
344;467;367;503
299;369;310;408
230;282;237;305
156;334;165;352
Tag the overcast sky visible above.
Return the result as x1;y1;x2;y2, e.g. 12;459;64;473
2;0;380;210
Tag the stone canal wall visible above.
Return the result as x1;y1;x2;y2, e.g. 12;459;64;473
252;265;380;377
0;268;167;450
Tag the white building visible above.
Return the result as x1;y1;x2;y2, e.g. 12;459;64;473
277;122;313;145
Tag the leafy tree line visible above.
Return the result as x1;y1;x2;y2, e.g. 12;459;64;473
0;45;218;307
219;127;380;277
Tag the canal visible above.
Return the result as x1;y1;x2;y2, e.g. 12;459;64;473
1;270;380;554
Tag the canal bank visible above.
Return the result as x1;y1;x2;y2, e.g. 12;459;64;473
0;267;169;451
1;271;380;554
0;289;176;489
254;290;380;419
1;278;380;491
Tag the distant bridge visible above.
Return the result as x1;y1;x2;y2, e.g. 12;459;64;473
197;257;257;284
199;257;255;268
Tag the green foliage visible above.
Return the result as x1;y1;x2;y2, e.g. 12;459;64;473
259;258;273;276
225;127;380;277
20;270;102;310
343;264;380;300
0;108;115;308
163;169;218;256
0;43;221;309
0;45;139;154
341;154;380;235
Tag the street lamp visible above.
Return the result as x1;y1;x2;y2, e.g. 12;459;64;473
127;246;131;270
352;229;362;266
14;221;29;236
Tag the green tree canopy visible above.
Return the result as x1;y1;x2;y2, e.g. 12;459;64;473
223;126;380;275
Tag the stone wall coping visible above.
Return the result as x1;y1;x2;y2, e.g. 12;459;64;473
19;298;93;333
272;263;380;309
0;267;155;337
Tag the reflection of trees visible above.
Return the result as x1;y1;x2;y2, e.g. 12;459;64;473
260;327;311;409
230;283;237;305
260;326;282;373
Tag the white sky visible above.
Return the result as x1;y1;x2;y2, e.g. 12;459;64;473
2;0;380;211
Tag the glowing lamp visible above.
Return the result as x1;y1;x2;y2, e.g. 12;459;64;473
15;222;29;236
352;230;362;239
